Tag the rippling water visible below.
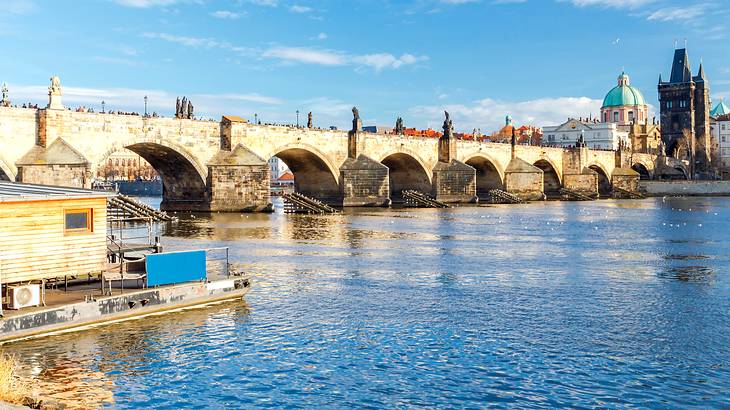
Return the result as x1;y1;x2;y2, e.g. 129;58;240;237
6;198;730;408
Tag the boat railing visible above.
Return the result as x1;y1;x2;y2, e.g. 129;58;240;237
203;247;231;279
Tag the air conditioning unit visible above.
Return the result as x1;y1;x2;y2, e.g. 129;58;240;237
7;284;41;310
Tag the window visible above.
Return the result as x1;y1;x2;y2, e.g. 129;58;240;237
64;209;93;234
723;124;726;131
613;112;619;122
628;111;634;122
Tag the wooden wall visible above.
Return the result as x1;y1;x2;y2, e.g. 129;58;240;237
0;197;107;283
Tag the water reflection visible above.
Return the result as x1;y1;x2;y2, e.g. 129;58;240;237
5;197;730;408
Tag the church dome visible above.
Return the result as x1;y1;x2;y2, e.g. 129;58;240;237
602;72;646;108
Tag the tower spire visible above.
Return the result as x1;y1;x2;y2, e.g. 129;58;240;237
698;61;707;81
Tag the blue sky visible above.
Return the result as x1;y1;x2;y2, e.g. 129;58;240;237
1;0;728;132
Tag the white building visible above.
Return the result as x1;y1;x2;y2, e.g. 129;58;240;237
268;157;289;180
712;113;730;170
543;118;630;150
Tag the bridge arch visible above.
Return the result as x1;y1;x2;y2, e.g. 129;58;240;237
379;150;432;202
464;153;504;198
98;138;208;208
533;158;562;198
270;143;341;202
588;163;612;197
0;157;14;181
631;162;652;180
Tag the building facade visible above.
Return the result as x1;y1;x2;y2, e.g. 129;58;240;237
601;72;649;126
543;119;629;150
268;156;289;180
97;150;156;181
712;114;730;174
628;122;662;154
658;48;712;175
490;115;543;145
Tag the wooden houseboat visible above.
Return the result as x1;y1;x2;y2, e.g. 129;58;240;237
0;181;250;343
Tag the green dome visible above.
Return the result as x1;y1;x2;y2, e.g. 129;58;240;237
602;72;646;108
711;101;730;117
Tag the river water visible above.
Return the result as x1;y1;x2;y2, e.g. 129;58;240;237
6;197;730;408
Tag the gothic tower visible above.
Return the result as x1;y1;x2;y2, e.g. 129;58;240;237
658;48;712;175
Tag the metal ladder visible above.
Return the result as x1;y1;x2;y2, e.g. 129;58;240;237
612;187;645;199
487;189;524;204
402;190;449;208
559;188;596;201
108;195;176;222
283;192;339;214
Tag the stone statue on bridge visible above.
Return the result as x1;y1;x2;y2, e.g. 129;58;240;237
176;97;181;118
49;76;61;95
180;97;188;119
1;83;9;107
442;111;453;137
352;106;362;132
395;117;404;135
47;76;64;110
307;112;313;129
187;100;194;119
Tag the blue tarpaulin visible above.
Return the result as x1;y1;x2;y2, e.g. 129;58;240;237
146;250;206;287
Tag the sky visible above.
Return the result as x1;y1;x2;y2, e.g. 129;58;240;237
1;0;729;132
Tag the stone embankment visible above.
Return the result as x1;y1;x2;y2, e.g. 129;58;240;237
639;181;730;196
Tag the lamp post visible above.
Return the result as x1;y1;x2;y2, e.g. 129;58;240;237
101;100;105;114
144;95;148;117
296;110;300;127
254;113;258;125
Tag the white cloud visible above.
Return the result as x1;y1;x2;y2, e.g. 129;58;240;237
144;32;427;71
314;32;328;40
409;96;604;132
245;0;278;6
112;0;180;7
353;53;429;71
289;5;313;13
565;0;654;9
647;4;708;22
142;32;222;48
210;10;245;19
263;47;347;66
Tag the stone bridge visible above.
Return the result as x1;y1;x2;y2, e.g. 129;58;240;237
0;106;682;212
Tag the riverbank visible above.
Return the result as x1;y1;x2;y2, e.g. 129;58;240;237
639;180;730;196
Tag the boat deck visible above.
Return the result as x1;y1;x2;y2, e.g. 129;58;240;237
2;280;144;319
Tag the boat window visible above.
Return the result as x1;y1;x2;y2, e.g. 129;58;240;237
65;209;93;234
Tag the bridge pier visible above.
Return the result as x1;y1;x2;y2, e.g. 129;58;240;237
432;160;477;203
611;168;640;194
15;138;92;189
562;146;599;197
504;157;545;201
563;170;599;197
430;113;477;203
339;155;390;207
204;145;273;212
